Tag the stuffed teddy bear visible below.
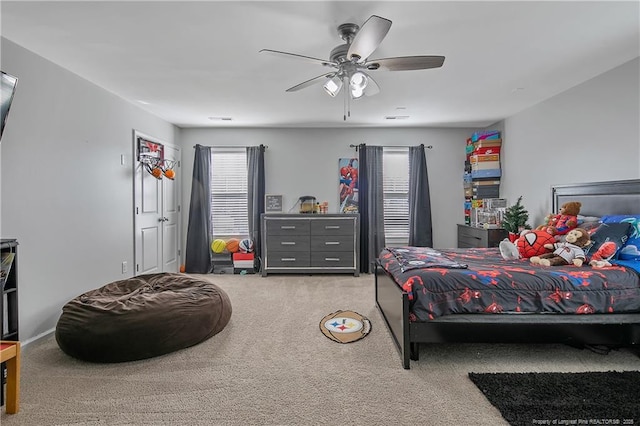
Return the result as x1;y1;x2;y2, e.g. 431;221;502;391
536;201;581;236
530;227;591;267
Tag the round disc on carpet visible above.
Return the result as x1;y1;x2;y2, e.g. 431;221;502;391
319;310;371;344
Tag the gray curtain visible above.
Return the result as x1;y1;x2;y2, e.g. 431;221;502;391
358;144;386;273
247;145;265;266
185;144;213;273
408;144;432;247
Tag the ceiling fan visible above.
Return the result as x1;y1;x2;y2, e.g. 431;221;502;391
260;15;445;120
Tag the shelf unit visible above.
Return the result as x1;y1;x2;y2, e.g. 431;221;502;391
463;130;503;227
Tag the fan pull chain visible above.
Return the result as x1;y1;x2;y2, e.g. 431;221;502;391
343;80;347;121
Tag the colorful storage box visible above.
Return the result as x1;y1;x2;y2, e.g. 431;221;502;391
471;169;501;179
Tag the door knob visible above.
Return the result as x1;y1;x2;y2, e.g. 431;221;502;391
158;217;169;222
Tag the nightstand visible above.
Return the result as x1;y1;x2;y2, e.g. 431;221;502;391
457;224;508;248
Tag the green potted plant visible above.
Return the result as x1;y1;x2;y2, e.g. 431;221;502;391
501;196;531;241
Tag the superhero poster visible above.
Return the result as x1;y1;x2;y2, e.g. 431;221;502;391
339;158;358;213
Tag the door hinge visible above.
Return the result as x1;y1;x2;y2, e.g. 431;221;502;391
136;207;139;215
136;264;139;272
178;205;181;212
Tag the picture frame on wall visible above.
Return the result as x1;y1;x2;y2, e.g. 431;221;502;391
265;194;283;213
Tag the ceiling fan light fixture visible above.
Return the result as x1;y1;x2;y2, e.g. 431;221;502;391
350;72;368;90
323;75;343;97
351;86;365;99
350;72;368;99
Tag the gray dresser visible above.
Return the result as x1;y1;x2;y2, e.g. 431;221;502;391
457;224;508;248
261;213;359;276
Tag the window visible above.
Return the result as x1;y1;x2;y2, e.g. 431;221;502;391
210;148;249;238
383;148;410;246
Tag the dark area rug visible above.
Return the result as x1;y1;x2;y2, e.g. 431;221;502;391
468;371;640;426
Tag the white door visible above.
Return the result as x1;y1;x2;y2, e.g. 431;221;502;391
161;145;180;272
133;131;181;275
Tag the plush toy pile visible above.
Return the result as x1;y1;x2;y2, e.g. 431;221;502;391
499;201;583;261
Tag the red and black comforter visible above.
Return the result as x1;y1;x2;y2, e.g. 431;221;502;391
378;246;640;322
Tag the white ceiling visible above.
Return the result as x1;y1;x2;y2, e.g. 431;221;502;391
1;1;639;128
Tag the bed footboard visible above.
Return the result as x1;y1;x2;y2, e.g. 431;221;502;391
375;261;412;369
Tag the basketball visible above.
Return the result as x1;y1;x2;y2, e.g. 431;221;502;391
211;239;227;253
517;230;555;258
226;238;240;253
239;238;254;253
164;169;175;180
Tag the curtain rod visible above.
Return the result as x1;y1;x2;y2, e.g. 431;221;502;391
193;144;268;149
349;144;433;150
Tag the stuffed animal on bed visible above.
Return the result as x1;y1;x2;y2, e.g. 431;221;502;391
499;229;556;260
588;241;618;268
536;201;581;236
529;227;591;267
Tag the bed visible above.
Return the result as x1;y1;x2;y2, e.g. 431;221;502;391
375;179;640;369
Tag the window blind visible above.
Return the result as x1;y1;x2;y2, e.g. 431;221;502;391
210;148;249;237
383;148;410;246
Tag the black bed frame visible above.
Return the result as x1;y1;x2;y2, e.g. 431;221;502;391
375;179;640;369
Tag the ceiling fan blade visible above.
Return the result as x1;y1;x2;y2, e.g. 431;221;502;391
347;15;392;62
259;49;337;67
363;73;380;97
365;56;445;71
285;73;335;92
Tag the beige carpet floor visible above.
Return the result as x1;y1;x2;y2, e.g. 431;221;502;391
2;273;639;425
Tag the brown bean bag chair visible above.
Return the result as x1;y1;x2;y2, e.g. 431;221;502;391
55;273;232;363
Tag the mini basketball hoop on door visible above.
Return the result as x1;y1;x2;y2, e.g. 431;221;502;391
137;138;175;180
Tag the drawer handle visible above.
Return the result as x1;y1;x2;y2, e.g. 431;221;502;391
281;226;296;229
325;257;341;261
280;242;296;245
325;242;340;245
325;226;340;229
281;257;296;262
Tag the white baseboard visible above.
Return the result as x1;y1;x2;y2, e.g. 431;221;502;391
21;328;55;348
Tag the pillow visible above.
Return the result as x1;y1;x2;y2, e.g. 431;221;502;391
577;215;601;224
601;215;640;261
579;221;602;234
583;222;631;263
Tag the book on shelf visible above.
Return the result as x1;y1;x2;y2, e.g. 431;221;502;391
1;252;15;289
2;293;7;335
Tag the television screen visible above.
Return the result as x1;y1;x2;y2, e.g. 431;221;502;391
1;71;18;142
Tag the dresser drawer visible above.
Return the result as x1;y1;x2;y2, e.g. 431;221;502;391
311;252;355;267
310;235;354;251
265;219;311;235
266;251;311;268
311;219;354;236
265;235;310;252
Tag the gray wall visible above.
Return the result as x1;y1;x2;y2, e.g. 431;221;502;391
0;38;177;342
498;57;639;225
178;127;470;252
1;37;638;344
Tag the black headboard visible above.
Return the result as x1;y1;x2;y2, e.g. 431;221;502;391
552;179;640;217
